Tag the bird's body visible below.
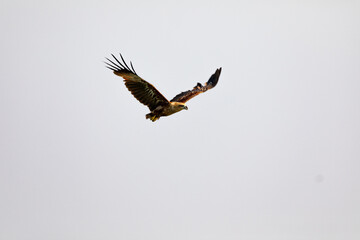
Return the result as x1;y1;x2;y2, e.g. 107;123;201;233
145;102;188;121
105;54;221;121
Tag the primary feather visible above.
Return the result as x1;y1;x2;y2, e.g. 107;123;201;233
170;68;222;103
105;54;169;111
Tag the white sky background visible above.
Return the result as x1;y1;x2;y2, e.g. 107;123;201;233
1;0;360;239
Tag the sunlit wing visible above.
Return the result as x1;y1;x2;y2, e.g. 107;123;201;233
170;68;222;103
105;54;169;111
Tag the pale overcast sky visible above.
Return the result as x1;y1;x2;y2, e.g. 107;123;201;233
1;0;360;239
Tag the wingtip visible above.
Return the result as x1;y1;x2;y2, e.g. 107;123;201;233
206;67;221;87
105;53;139;75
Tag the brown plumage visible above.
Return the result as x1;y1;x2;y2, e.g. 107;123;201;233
105;53;221;122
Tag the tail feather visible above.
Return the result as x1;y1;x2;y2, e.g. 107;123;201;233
146;113;153;119
146;113;159;122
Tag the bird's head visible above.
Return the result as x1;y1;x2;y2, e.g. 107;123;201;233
178;103;188;111
171;102;188;111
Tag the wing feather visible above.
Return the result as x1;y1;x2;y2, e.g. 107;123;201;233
170;68;222;103
105;54;169;111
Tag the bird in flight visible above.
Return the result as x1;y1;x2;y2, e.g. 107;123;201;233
105;54;221;122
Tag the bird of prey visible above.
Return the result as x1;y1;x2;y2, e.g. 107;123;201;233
105;54;221;122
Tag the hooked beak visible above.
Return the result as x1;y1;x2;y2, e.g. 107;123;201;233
184;106;188;110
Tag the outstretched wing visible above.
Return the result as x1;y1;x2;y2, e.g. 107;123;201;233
105;54;169;111
170;68;222;103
